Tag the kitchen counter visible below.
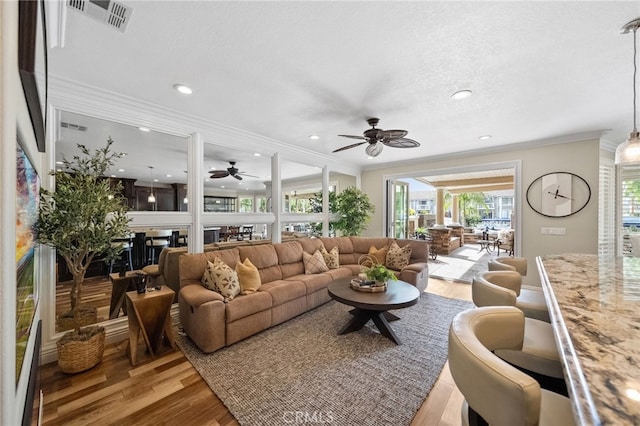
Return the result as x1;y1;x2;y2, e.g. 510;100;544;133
537;254;640;426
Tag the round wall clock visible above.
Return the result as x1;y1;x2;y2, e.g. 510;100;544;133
526;172;591;218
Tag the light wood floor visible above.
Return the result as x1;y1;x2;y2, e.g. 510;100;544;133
39;278;471;426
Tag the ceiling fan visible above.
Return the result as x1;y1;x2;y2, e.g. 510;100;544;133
333;117;421;157
209;161;258;180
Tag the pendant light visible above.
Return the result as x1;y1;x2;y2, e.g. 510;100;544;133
615;18;640;165
147;166;156;203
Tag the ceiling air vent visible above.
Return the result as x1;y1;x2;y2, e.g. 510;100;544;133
67;0;133;33
60;122;88;132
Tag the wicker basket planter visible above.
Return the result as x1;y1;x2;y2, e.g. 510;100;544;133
57;326;106;374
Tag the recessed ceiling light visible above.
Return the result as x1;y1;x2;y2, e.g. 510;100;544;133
478;135;492;140
221;185;225;188
309;135;319;140
153;178;159;182
139;127;150;132
110;175;116;178
451;90;472;100
254;153;261;157
173;84;193;95
166;174;172;177
205;178;210;182
55;161;63;165
118;168;125;172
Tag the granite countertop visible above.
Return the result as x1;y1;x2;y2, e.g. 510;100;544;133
537;254;640;426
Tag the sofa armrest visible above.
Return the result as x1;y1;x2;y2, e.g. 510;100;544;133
180;283;224;308
401;262;427;274
399;261;429;293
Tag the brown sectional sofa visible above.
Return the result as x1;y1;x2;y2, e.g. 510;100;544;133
178;236;430;353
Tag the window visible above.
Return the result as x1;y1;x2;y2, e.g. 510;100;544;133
239;197;254;213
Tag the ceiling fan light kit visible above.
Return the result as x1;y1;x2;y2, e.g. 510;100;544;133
616;17;640;165
333;117;421;157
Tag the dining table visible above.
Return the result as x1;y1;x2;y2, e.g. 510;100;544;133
537;254;640;426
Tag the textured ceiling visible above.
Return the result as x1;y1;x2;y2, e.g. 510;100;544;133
49;1;640;185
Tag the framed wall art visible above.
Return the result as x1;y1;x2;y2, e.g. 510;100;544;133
18;0;48;153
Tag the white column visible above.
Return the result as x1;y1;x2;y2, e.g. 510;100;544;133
189;132;204;252
322;165;329;237
271;153;281;243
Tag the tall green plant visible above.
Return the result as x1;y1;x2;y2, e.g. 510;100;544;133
334;186;374;236
38;138;131;327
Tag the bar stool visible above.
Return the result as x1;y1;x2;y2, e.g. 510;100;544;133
177;229;188;246
448;306;575;426
472;271;566;394
487;258;549;322
145;229;172;265
108;232;135;274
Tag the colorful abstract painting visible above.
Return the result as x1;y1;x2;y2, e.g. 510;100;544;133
16;143;39;383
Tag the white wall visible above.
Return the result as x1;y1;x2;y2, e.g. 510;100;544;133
361;137;601;284
1;2;45;424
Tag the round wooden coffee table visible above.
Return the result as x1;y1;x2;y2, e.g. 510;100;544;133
327;277;420;345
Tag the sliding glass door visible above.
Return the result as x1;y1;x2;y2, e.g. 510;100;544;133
387;180;409;239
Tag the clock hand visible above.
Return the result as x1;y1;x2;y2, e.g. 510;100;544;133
556;193;572;200
554;187;559;199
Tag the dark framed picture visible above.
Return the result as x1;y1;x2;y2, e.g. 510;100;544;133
18;0;48;153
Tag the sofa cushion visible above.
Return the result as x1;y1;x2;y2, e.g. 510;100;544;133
273;241;305;278
201;258;240;302
368;245;388;265
225;291;273;323
239;244;283;283
319;237;356;265
236;258;262;294
297;238;325;255
351;237;390;255
386;241;412;270
303;250;329;274
259;280;306;306
320;245;339;269
179;249;241;287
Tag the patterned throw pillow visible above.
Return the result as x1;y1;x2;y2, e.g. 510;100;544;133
201;257;240;302
368;245;388;266
236;258;262;294
303;250;329;274
320;246;339;269
385;241;412;270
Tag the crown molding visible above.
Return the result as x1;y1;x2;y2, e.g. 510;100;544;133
362;130;607;172
47;74;361;177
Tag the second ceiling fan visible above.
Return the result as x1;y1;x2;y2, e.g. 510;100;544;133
209;161;258;180
333;117;421;157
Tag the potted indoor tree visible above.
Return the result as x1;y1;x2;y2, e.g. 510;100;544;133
334;186;374;236
38;138;131;373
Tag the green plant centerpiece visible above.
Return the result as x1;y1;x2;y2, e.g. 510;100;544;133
38;138;131;373
364;263;396;286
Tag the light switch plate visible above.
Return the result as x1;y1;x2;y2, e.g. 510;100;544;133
541;227;567;236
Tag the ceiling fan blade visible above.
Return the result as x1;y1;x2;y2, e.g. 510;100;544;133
379;129;408;139
332;141;367;153
210;170;230;178
382;137;421;148
233;174;243;181
338;134;366;140
238;172;260;178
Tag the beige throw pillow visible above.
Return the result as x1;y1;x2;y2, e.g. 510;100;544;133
236;258;262;294
201;257;240;302
303;250;329;274
368;245;388;266
386;241;412;270
320;246;339;269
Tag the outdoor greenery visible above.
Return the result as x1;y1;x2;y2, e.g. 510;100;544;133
309;190;338;234
37;139;131;331
458;192;488;227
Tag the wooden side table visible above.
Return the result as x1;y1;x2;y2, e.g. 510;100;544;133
108;271;146;319
125;286;176;366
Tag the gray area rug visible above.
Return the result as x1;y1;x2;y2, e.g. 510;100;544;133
175;293;473;426
429;244;496;283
